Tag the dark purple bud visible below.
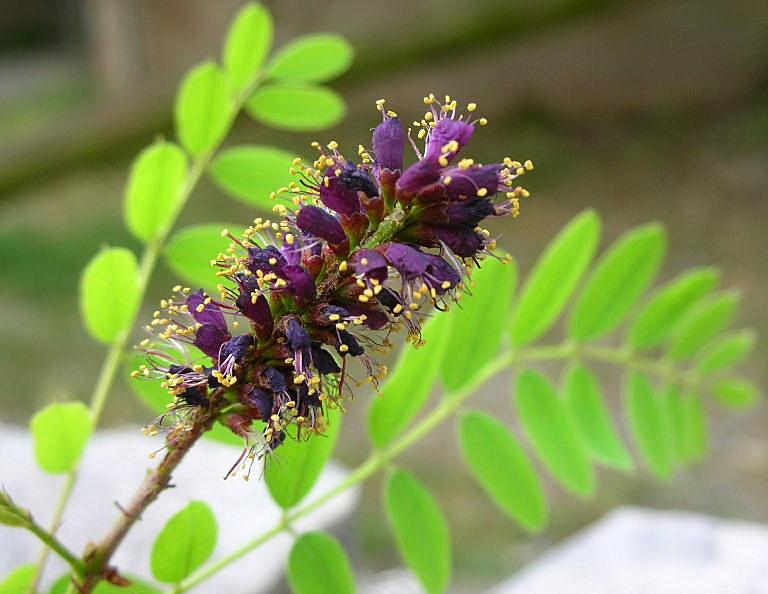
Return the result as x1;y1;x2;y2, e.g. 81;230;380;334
287;319;311;351
377;286;403;313
219;334;253;363
193;323;231;359
444;197;497;226
241;385;273;420
282;265;316;301
433;225;486;258
296;205;348;246
443;164;501;200
235;291;273;338
263;366;288;393
423;254;462;293
338;161;379;197
320;175;362;217
311;345;341;375
343;302;390;330
178;385;209;407
372;117;404;171
248;245;286;275
397;160;441;194
186;290;227;331
337;330;364;357
354;249;389;282
424;118;474;163
385;242;428;280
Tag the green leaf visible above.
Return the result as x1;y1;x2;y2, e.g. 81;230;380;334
175;62;232;156
209;145;297;209
680;393;708;462
458;410;547;532
571;223;666;341
666;291;741;361
164;223;246;290
369;313;452;448
695;329;755;375
564;364;633;471
266;34;353;83
266;407;341;508
31;402;92;474
712;378;760;408
626;373;674;479
124;141;188;243
510;210;600;346
151;501;217;584
287;532;355;594
515;370;596;496
0;564;36;594
385;469;451;594
628;267;719;350
246;84;345;131
49;574;161;594
223;3;273;93
80;247;140;344
441;257;517;394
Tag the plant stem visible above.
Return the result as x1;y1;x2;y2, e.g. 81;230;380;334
22;504;86;578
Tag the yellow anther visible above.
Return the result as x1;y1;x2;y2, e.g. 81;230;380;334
467;102;477;112
524;160;534;171
339;344;349;352
339;260;348;272
477;188;488;197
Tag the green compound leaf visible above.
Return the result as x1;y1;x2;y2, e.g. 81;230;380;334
510;209;600;346
287;532;355;594
49;573;161;594
223;3;273;93
629;266;719;351
458;410;547;533
564;364;633;471
666;290;741;361
369;313;451;449
151;501;217;584
246;84;345;131
385;469;451;594
164;223;246;290
80;247;140;344
626;373;674;479
124;141;188;243
31;402;92;474
266;34;353;83
175;61;233;156
695;329;756;376
712;378;760;408
441;257;517;394
516;370;596;496
571;223;666;341
666;387;709;463
266;407;341;509
210;145;297;210
0;564;36;594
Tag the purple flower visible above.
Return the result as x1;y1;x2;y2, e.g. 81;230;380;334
193;323;231;360
296;205;349;249
187;290;227;330
281;265;316;302
424;117;474;164
397;160;441;195
372;116;405;171
320;175;363;217
384;242;428;280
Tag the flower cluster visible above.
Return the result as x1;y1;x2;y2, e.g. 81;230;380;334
135;95;532;470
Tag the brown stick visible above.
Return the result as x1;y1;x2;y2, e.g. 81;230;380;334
76;411;215;593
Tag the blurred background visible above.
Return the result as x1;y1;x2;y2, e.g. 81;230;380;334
1;0;767;591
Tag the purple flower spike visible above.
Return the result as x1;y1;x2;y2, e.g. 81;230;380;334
186;290;227;331
373;116;405;171
385;243;428;280
193;323;231;360
424;118;474;164
296;205;348;248
320;175;363;217
282;265;316;301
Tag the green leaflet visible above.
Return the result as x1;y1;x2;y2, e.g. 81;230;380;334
510;209;600;346
626;373;674;479
515;370;596;496
368;313;451;448
628;266;719;350
222;3;273;93
164;223;247;291
458;410;547;532
123;141;188;243
571;223;666;341
247;84;345;131
80;247;140;344
266;407;341;508
175;61;233;156
666;291;741;361
31;402;92;474
0;564;36;594
441;257;517;394
151;501;218;584
265;34;353;83
49;574;161;594
564;364;633;471
666;386;708;463
712;378;760;408
287;532;355;594
385;469;451;594
694;329;756;375
209;145;297;210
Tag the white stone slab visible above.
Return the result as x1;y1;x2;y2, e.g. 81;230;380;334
0;424;359;593
486;507;768;594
